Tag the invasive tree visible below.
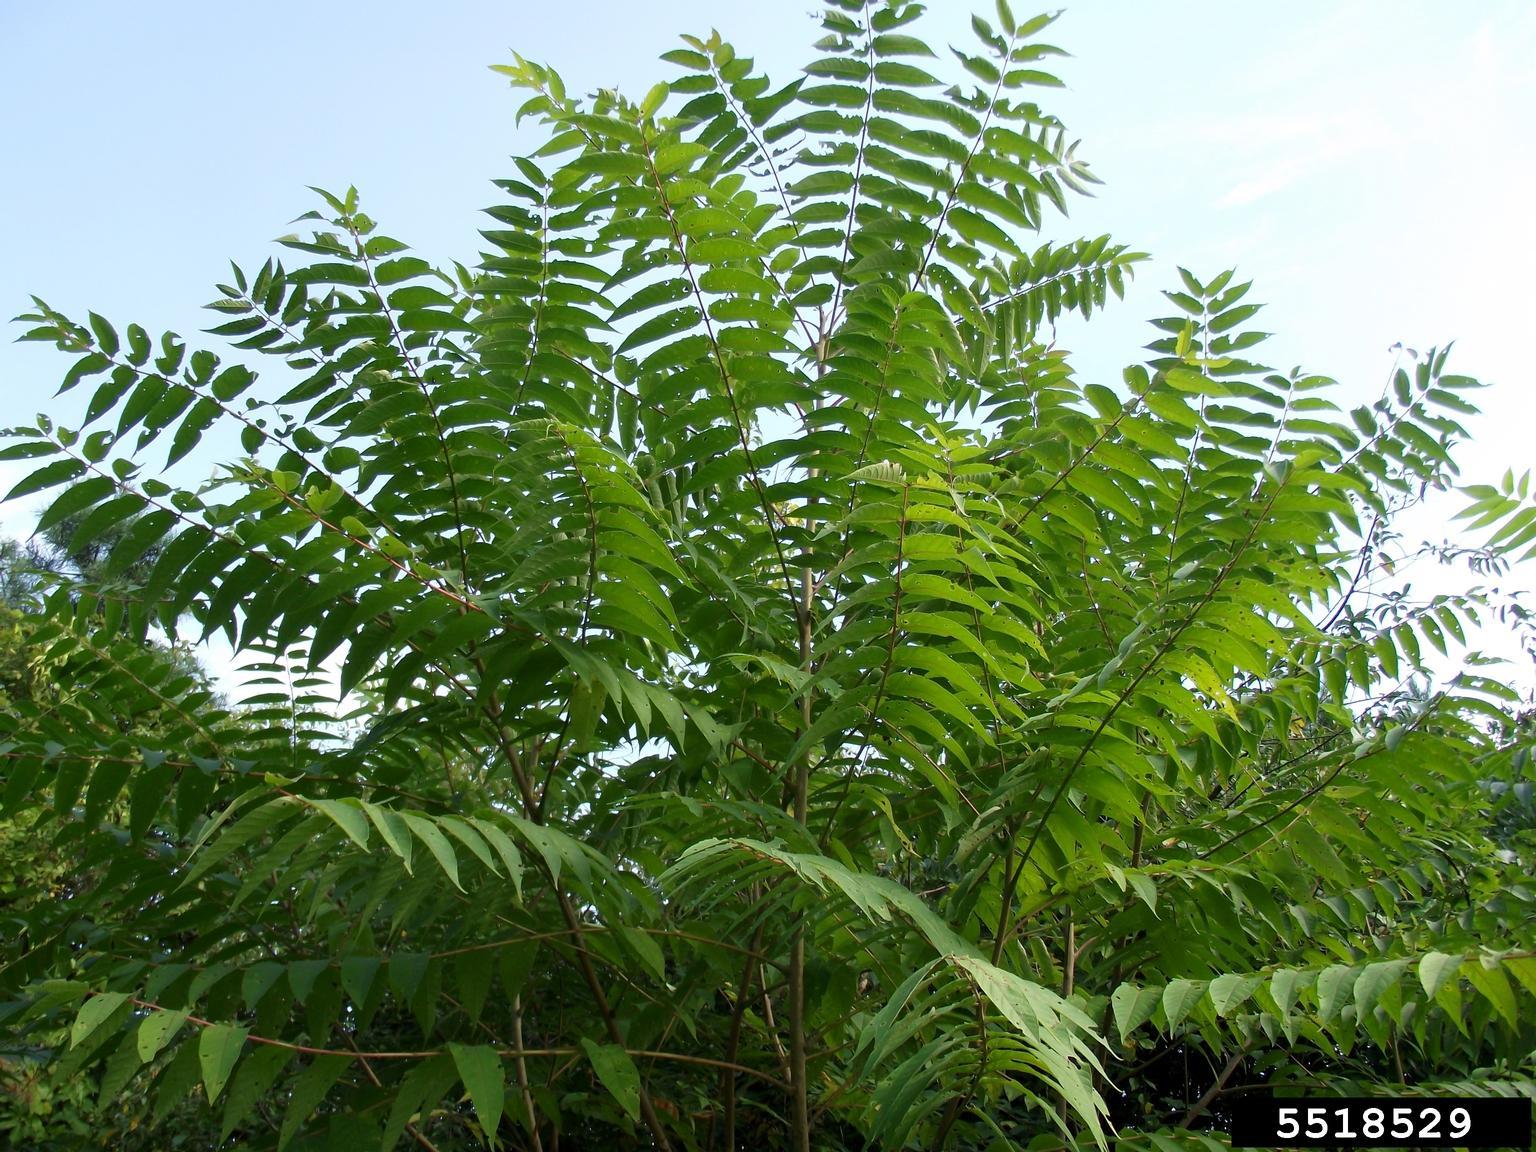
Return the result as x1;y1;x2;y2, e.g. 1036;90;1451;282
2;2;1534;1149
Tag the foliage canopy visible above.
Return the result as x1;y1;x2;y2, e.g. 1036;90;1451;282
3;2;1534;1150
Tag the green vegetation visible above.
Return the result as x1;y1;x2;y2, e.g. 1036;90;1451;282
2;2;1533;1149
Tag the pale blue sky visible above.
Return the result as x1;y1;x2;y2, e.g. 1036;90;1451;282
3;0;1533;676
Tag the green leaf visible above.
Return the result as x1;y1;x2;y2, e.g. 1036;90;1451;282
136;1009;188;1062
71;992;129;1049
456;950;495;1023
278;1054;352;1151
640;81;669;117
220;1043;293;1142
468;818;524;899
1464;960;1519;1027
310;798;370;850
287;960;330;1004
340;955;381;1009
1315;965;1355;1022
449;1043;505;1145
580;1038;642;1123
1208;973;1260;1017
1111;984;1160;1040
1161;980;1205;1030
383;1053;460;1152
198;1022;248;1104
1419;951;1463;999
388;953;431;1002
97;1033;145;1108
239;964;285;1007
1127;872;1157;913
35;474;115;534
364;804;414;872
1352;960;1407;1019
948;206;1017;252
873;33;938;58
1270;968;1312;1017
6;457;87;502
1505;956;1536;999
152;1041;203;1124
403;812;463;890
617;926;666;982
88;311;120;356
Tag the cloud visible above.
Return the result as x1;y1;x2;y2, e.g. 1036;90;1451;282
1207;105;1390;208
1215;160;1309;209
1200;3;1536;212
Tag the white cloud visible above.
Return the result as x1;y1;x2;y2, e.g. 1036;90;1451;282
1215;160;1310;209
1205;102;1391;208
1178;4;1535;212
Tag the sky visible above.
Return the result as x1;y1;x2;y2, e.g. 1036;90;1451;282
2;0;1533;686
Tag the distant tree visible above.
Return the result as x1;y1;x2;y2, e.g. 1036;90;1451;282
0;543;222;1149
0;494;169;611
2;3;1534;1150
0;540;44;612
